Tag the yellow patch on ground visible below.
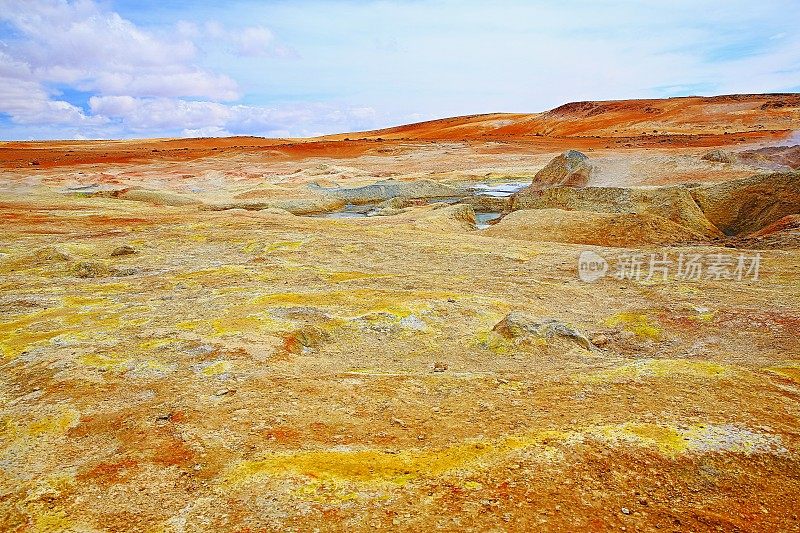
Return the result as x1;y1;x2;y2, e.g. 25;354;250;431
595;423;689;455
176;265;252;281
242;241;261;254
25;408;80;438
211;313;282;336
606;312;662;340
264;240;303;253
0;298;124;358
581;358;728;383
32;508;74;532
63;295;108;306
224;430;568;487
674;285;702;295
695;311;716;322
138;338;181;351
473;330;512;354
225;441;497;486
78;353;131;371
326;271;393;283
253;288;453;318
588;423;783;456
0;328;70;359
200;361;232;376
292;481;361;504
78;282;130;295
766;361;800;383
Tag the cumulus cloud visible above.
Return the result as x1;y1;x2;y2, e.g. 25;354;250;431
0;0;238;101
89;97;232;130
0;0;241;130
0;50;106;126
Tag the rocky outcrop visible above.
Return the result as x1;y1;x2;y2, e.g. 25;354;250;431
737;145;800;170
308;178;465;204
493;312;593;350
701;149;737;164
483;208;707;247
206;196;346;215
690;172;800;235
114;189;202;206
258;207;296;216
464;194;511;212
110;245;136;257
526;150;592;190
510;184;722;238
411;204;476;231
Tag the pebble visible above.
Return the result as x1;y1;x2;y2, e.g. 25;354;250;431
621;507;631;515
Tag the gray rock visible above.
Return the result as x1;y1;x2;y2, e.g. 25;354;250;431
493;312;593;350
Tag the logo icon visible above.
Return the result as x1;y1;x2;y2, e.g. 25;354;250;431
578;251;608;282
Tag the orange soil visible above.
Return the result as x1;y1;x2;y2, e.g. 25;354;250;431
2;94;796;170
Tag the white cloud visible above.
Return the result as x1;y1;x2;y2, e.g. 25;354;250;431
182;126;232;138
89;97;232;130
0;50;106;126
200;21;296;58
0;0;240;128
86;95;379;136
234;27;276;57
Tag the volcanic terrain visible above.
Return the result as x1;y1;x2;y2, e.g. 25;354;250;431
1;93;799;532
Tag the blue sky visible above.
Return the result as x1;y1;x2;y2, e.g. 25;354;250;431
1;0;799;140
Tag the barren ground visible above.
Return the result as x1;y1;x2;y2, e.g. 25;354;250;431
1;94;799;532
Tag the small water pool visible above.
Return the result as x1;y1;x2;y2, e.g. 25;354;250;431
470;181;529;198
475;212;502;229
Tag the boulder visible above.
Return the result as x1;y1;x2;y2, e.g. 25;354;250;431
32;246;73;262
283;325;330;354
528;150;592;190
493;312;592;350
73;261;111;278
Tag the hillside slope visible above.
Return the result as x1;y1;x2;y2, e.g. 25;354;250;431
323;93;800;141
